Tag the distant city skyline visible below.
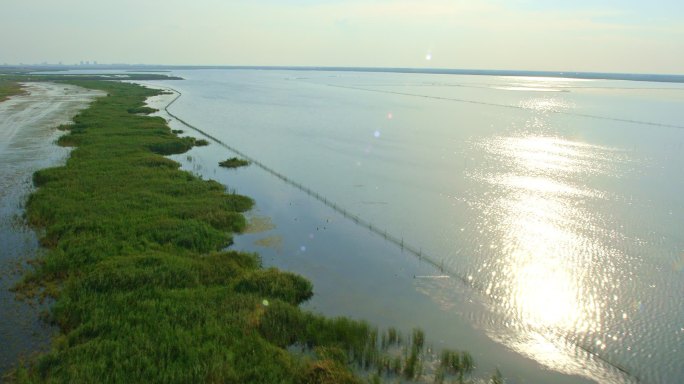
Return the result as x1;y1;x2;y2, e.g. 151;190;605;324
1;0;683;74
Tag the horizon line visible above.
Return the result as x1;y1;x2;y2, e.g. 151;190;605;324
2;64;684;83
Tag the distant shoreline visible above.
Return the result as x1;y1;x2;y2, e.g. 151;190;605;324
3;65;684;84
211;66;684;84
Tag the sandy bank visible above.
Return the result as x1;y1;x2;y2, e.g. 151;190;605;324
0;83;104;154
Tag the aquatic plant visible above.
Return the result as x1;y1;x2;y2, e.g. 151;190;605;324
490;368;504;384
127;106;157;114
435;349;475;383
0;80;25;102
219;156;250;168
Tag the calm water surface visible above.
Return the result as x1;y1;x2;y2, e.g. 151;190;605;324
142;70;684;383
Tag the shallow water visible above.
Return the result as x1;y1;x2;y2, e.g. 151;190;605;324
140;70;684;384
155;114;606;384
0;83;104;374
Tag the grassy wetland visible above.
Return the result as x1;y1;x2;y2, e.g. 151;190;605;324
0;80;25;102
3;78;493;383
219;157;251;169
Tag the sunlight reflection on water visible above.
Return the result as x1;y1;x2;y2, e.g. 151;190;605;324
471;131;632;378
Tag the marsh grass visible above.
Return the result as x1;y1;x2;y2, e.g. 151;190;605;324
7;80;372;383
0;80;25;102
219;157;250;168
127;106;158;114
6;79;488;383
433;349;475;384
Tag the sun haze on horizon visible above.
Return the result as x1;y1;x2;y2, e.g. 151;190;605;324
1;0;682;74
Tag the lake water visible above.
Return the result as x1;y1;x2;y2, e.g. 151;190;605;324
140;69;684;384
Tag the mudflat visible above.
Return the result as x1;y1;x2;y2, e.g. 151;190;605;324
0;82;104;374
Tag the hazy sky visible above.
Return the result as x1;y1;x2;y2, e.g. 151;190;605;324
2;0;682;73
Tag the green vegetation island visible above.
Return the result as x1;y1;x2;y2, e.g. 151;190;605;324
0;79;25;102
0;75;498;383
219;157;251;169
